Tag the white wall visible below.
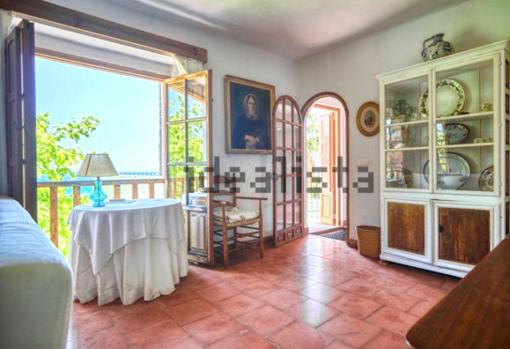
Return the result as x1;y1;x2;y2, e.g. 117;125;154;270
296;0;510;237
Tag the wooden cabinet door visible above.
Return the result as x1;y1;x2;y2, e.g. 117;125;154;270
387;201;426;255
438;207;490;265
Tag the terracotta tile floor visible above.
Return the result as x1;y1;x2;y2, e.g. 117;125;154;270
67;235;459;349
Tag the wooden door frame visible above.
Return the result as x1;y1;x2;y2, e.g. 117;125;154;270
301;92;350;231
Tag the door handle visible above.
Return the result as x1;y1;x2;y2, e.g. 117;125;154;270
438;224;444;233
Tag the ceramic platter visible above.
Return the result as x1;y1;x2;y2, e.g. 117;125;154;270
386;168;413;188
419;79;465;117
437;123;470;144
423;153;470;189
479;165;494;191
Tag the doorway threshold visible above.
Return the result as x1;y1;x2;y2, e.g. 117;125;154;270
309;223;344;235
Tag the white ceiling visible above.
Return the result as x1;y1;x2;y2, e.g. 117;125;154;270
116;0;467;59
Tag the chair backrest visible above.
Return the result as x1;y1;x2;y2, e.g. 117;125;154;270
211;175;238;208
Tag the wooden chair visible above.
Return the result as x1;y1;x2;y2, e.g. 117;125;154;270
211;175;267;266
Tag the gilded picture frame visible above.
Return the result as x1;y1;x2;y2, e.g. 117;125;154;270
356;101;380;137
225;75;275;154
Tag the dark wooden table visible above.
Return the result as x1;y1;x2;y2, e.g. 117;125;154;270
407;238;510;349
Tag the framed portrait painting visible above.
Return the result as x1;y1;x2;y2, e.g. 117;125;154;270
225;75;275;154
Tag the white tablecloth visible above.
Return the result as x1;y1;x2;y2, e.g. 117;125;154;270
68;199;189;305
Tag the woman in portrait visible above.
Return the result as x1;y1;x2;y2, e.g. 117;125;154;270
232;94;269;150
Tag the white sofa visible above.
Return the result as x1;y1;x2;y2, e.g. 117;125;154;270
0;197;72;349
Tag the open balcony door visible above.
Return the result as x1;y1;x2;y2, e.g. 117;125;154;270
4;20;37;220
164;70;214;265
319;108;339;226
273;96;304;246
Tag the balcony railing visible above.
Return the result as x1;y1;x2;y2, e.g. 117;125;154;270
37;177;186;249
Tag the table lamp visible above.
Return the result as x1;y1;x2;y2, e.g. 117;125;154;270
77;153;118;207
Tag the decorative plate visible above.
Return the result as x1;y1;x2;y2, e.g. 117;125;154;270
386;167;413;188
423;152;470;189
479;165;494;191
419;79;465;117
436;123;470;145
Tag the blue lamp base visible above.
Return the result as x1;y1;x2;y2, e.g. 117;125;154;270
90;177;107;207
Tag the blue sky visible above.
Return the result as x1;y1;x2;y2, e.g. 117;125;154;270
35;57;161;173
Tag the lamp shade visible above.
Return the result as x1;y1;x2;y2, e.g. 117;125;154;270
77;153;118;177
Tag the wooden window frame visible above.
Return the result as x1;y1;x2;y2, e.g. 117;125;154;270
0;0;207;62
36;48;169;82
35;51;170;188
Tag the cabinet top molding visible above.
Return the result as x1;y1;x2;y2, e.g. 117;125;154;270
377;40;509;82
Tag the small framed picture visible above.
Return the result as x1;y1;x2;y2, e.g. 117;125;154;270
356;101;380;137
225;75;275;154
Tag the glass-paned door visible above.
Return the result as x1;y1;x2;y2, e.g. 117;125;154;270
384;75;430;190
167;72;209;200
165;70;212;264
434;59;496;193
273;96;304;246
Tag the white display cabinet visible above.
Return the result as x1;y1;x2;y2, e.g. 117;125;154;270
378;40;510;277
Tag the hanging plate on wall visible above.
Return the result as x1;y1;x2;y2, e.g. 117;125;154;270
423;152;470;189
419;79;465;117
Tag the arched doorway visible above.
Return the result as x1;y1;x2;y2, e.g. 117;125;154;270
301;92;349;236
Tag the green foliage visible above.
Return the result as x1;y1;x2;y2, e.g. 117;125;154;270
168;93;206;197
37;112;100;256
306;111;323;198
306;110;321;153
37;112;99;180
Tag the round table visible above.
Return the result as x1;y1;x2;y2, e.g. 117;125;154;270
68;199;189;305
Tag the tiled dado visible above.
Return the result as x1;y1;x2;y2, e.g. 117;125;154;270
67;235;457;349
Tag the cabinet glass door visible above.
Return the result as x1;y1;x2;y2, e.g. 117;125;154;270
433;59;495;193
384;75;430;189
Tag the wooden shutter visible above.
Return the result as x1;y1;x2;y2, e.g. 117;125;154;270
5;20;37;220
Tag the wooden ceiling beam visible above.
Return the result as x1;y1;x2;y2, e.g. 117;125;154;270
0;0;208;63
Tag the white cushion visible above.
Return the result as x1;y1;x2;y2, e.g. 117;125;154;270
214;207;258;223
0;197;72;349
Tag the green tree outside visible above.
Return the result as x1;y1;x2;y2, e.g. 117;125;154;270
37;112;99;256
37;91;206;256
